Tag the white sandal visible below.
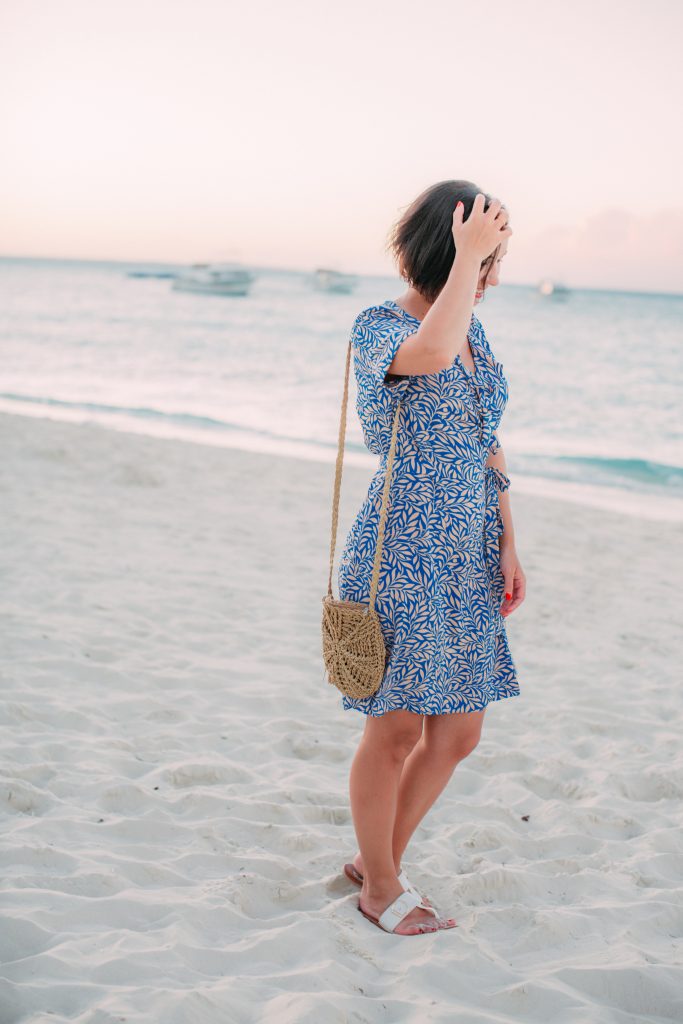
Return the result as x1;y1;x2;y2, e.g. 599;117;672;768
343;861;438;910
358;888;438;937
358;887;442;933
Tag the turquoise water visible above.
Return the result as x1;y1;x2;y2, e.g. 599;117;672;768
1;257;681;521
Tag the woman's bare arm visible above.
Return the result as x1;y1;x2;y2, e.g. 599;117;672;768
387;250;482;374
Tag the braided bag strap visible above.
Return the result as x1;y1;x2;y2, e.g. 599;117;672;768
327;338;402;610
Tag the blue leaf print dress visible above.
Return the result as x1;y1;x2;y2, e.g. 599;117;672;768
337;299;521;717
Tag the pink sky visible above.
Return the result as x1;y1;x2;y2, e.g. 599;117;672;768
1;0;681;292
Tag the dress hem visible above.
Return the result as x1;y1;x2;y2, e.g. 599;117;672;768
341;687;521;718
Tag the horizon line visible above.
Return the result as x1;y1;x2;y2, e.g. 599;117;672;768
0;253;681;301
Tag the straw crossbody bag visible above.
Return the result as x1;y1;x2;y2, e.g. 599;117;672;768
321;339;403;700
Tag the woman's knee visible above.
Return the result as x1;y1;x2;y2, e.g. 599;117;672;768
364;711;423;760
423;713;484;764
452;730;482;762
425;732;480;765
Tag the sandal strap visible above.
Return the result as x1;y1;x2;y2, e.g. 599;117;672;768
398;869;440;913
378;888;436;931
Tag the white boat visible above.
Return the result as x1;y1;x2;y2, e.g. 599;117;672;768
172;263;254;296
313;267;357;293
538;278;570;298
127;269;177;279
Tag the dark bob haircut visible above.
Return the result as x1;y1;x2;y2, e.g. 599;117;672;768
386;179;508;304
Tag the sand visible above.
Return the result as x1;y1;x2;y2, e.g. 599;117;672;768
0;409;681;1024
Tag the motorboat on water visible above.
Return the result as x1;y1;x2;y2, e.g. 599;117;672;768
127;269;177;279
313;267;357;293
172;263;254;296
538;278;570;298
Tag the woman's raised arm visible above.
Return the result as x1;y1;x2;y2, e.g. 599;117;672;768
388;194;512;376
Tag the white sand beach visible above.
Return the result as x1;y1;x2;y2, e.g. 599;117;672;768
1;409;682;1024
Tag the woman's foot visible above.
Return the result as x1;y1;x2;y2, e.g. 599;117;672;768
359;882;456;935
351;851;436;909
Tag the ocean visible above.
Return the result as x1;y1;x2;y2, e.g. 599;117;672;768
1;257;681;522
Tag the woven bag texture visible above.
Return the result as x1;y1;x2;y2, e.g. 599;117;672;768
321;595;387;699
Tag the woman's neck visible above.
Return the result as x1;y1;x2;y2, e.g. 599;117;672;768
395;289;433;322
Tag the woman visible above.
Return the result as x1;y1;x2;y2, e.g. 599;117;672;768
337;181;526;935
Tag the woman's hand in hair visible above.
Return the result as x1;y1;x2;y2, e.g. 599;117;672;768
452;193;512;262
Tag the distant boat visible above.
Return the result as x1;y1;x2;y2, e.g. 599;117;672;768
172;263;254;296
313;267;357;293
127;270;177;279
538;278;570;298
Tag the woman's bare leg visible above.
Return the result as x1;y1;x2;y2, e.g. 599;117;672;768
391;709;486;868
349;709;455;933
352;709;485;875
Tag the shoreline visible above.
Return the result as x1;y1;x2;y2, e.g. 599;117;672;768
1;405;680;525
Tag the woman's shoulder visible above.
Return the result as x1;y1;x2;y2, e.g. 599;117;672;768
349;302;408;356
352;301;402;330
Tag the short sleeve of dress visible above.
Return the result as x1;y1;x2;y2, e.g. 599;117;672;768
350;305;417;455
351;306;418;395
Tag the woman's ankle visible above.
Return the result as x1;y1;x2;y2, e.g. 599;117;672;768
355;856;404;876
362;872;402;896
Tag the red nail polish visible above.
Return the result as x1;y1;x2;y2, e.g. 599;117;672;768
505;592;511;600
